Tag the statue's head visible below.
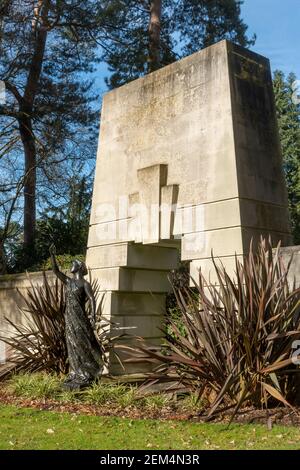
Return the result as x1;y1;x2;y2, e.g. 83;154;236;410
71;259;88;276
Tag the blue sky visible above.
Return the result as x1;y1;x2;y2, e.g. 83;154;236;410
242;0;300;78
94;0;300;96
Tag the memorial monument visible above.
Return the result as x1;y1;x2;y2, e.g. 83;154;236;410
86;40;292;374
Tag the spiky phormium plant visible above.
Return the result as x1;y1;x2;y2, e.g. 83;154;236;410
124;239;300;420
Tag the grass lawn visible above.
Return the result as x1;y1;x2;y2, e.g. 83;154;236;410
0;404;300;450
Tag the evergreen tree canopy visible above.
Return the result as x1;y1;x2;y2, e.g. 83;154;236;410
103;0;255;89
176;0;255;56
102;0;176;89
0;0;120;270
273;70;300;243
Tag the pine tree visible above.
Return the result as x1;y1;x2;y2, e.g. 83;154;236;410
176;0;255;55
273;70;300;244
102;0;176;89
0;0;119;266
103;0;255;89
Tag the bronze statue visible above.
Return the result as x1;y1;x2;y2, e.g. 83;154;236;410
49;244;103;390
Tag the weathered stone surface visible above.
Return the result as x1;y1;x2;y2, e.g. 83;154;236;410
190;256;243;285
160;184;179;240
181;227;243;260
0;271;56;364
0;341;5;364
137;164;168;244
85;40;292;375
279;246;300;288
100;292;167;317
190;247;300;288
86;243;178;270
88;40;291;259
91;267;172;293
106;314;164;339
89;41;238;217
228;44;289;207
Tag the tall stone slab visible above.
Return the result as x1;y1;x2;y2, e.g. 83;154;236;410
87;40;292;374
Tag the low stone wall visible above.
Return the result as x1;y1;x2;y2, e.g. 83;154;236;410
280;246;300;288
0;271;55;363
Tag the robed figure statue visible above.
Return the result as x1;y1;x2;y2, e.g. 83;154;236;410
49;244;103;390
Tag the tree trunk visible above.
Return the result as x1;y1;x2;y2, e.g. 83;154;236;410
148;0;162;73
20;0;49;250
19;114;37;248
0;242;7;274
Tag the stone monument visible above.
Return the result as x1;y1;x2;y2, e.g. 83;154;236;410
86;40;292;374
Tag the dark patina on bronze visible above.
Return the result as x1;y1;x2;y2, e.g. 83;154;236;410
49;244;103;390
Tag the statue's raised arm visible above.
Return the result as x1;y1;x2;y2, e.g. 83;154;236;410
49;244;69;284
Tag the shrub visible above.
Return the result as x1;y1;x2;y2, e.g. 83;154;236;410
2;272;68;375
179;392;205;413
131;239;300;421
82;382;137;408
144;394;172;411
8;372;61;399
4;372;204;413
0;272;120;379
41;254;85;272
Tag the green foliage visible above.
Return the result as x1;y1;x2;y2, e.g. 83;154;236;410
273;70;300;244
102;0;176;89
7;372;61;399
131;238;300;420
103;0;254;89
179;393;205;413
34;219;86;265
83;382;138;408
4;371;200;414
174;0;256;55
166;261;190;338
7;174;91;273
8;250;85;274
0;222;22;274
41;254;85;272
165;307;187;340
144;393;171;411
57;390;79;403
6;374;138;407
38;174;92;254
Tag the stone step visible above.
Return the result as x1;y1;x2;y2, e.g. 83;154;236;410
86;243;179;270
91;267;172;293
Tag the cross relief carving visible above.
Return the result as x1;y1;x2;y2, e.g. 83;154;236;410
129;164;179;244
